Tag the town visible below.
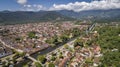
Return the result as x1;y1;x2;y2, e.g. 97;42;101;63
0;21;120;67
0;21;90;66
0;0;120;67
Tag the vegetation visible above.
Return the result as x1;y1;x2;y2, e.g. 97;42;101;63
23;64;29;67
45;35;61;45
71;28;81;37
48;62;55;67
15;37;22;42
28;31;37;39
34;62;42;67
99;51;120;67
95;25;120;67
51;56;56;61
85;58;93;64
64;44;69;49
60;34;69;42
37;55;47;64
59;53;63;59
74;38;84;47
46;28;82;46
0;11;74;25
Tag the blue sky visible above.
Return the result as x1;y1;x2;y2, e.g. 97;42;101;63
0;0;120;12
0;0;91;11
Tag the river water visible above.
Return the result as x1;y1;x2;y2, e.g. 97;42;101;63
14;23;95;67
15;37;76;67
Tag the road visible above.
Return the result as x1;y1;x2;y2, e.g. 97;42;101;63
43;23;96;67
0;38;38;64
45;37;78;55
86;23;96;35
25;54;37;62
0;38;23;53
1;23;96;67
31;36;78;58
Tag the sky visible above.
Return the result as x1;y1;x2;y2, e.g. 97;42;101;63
0;0;120;12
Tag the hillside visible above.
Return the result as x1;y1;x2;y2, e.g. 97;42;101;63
58;9;120;22
0;11;74;25
0;9;120;25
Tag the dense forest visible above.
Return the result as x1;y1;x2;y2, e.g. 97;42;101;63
95;25;120;67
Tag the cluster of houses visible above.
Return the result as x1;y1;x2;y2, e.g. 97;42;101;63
0;22;89;57
0;43;12;58
43;36;102;67
70;45;101;67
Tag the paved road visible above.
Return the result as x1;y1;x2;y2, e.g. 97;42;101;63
25;54;37;62
37;23;96;56
45;37;78;55
86;23;96;35
3;23;96;67
31;36;78;58
0;38;23;53
0;38;38;63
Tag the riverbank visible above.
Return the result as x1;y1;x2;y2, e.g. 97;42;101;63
15;36;78;67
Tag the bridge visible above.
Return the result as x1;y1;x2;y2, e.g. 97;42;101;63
25;54;38;62
86;23;96;35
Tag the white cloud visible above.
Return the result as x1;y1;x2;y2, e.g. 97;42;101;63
23;4;46;11
49;0;120;12
24;4;31;7
17;0;27;4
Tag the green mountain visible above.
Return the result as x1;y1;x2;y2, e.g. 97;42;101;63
58;9;120;23
0;11;74;25
0;9;120;25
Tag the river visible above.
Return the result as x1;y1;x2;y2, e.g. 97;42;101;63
15;23;96;67
15;37;77;67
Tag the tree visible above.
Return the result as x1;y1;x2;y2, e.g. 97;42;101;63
48;62;55;67
37;55;47;64
45;38;54;44
85;58;93;64
59;53;63;59
19;52;26;57
34;62;42;67
72;28;81;37
51;56;56;61
46;35;60;45
64;44;69;49
96;26;120;67
28;31;37;39
23;64;29;67
74;38;84;47
60;34;69;42
100;51;120;66
15;37;22;42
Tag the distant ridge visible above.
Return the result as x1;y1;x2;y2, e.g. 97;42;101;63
0;9;120;25
58;9;120;22
0;11;74;25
